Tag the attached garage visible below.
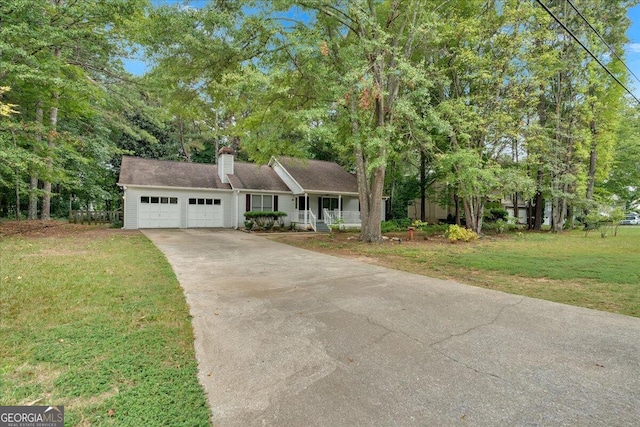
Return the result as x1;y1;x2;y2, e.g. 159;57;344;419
118;152;299;230
138;196;180;228
187;197;224;228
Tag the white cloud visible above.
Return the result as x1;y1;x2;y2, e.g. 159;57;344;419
627;43;640;53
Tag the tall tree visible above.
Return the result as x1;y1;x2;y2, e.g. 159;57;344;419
0;0;149;218
428;0;536;233
604;101;640;211
243;0;435;241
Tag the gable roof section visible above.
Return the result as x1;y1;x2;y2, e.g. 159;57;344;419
118;156;231;190
118;155;359;194
276;157;359;194
227;163;291;192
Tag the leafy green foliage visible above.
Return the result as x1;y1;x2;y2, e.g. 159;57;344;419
381;218;412;233
0;0;149;218
411;220;429;231
445;224;478;243
0;87;18;117
2;0;636;236
243;211;287;230
484;208;509;223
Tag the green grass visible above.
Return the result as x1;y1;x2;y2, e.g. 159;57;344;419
0;229;211;426
427;228;640;285
271;226;640;317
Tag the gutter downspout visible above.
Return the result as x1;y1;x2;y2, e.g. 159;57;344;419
235;190;239;229
121;185;127;229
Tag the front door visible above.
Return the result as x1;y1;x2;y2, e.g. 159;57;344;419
319;197;339;220
297;196;307;211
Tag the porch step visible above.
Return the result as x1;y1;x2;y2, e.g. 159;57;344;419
315;221;331;233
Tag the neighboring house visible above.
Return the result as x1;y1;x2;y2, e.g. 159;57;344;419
117;148;382;230
407;188;551;226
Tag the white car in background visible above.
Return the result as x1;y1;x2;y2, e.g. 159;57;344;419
620;214;640;225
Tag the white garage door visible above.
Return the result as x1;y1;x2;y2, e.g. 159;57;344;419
187;198;223;227
139;196;180;228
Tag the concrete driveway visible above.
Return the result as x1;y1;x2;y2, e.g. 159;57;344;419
143;229;640;426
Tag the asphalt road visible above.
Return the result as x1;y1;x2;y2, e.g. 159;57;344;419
143;229;640;427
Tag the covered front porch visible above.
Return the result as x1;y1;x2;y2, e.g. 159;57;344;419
291;193;361;232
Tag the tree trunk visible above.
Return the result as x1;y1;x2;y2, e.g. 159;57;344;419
179;118;191;162
41;98;58;220
551;186;568;233
420;148;426;222
29;102;43;219
12;131;20;220
361;165;385;242
532;169;544;230
464;195;484;234
15;173;21;219
42;43;61;220
354;139;386;242
29;177;38;219
454;193;460;225
585;138;597;203
585;100;598;205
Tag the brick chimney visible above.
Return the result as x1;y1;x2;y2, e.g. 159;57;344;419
217;147;234;183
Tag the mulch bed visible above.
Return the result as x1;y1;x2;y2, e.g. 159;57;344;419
0;220;137;239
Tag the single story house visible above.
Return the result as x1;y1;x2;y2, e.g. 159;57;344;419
117;148;383;230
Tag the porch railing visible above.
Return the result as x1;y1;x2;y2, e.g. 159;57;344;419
292;210;317;231
323;209;361;226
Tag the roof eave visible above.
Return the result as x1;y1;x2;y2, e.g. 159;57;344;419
270;157;305;193
118;184;233;192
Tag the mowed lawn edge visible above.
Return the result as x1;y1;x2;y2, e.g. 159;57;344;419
268;227;640;318
0;227;211;426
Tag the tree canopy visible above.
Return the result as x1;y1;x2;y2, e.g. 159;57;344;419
1;0;638;239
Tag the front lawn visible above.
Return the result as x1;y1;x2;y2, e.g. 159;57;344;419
269;226;640;317
0;222;211;426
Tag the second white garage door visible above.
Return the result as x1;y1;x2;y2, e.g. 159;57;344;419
187;198;224;227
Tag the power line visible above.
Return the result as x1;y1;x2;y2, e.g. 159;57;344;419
534;0;640;104
566;0;640;88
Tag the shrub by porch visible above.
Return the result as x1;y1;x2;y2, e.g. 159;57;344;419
244;211;288;230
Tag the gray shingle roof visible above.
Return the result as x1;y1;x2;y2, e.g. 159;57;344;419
227;163;291;192
118;156;231;189
118;155;359;194
277;157;359;194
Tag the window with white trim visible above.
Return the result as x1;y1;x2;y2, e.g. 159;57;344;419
141;196;178;204
247;194;278;212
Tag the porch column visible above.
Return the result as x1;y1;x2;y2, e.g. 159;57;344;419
304;193;308;225
338;194;342;220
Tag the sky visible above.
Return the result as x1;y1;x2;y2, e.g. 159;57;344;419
125;2;640;99
625;5;640;98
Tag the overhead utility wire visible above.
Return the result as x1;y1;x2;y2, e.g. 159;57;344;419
566;0;640;88
533;0;640;104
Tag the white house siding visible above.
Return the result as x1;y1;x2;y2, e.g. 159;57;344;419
122;186;234;229
343;197;359;212
235;191;295;228
271;160;303;194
